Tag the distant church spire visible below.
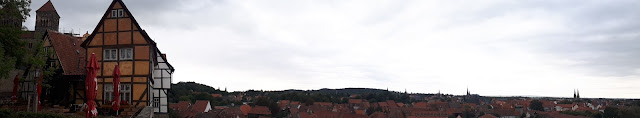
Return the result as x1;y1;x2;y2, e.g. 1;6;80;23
574;89;580;99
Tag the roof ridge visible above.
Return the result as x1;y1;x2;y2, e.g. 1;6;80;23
37;0;57;12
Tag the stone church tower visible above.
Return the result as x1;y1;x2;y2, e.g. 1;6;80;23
35;0;60;35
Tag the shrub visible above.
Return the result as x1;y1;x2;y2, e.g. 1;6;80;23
0;109;11;118
0;109;65;118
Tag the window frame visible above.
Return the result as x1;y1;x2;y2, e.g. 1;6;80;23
119;48;133;60
118;9;124;17
104;84;132;103
111;10;118;18
103;49;118;60
153;98;160;108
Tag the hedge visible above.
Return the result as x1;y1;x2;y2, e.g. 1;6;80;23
0;109;65;118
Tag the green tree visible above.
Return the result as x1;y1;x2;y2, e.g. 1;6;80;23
529;100;544;111
603;107;619;118
0;0;31;78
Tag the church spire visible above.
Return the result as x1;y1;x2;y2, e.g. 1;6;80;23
573;89;577;99
466;87;470;96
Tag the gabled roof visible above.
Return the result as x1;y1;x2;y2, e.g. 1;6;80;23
248;106;271;115
191;100;211;113
387;100;399;108
45;31;86;75
169;101;191;111
81;0;157;48
37;0;57;12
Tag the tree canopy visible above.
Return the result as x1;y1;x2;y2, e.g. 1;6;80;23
529;100;544;111
0;0;34;79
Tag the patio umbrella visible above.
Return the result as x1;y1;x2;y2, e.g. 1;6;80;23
85;53;100;118
112;64;121;115
11;75;19;102
37;72;43;110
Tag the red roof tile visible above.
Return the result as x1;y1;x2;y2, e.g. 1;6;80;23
211;94;222;98
478;114;498;118
387;100;399;108
378;102;389;107
170;101;191;111
240;104;251;116
248;106;271;115
315;102;332;106
191;100;211;112
414;102;428;108
369;112;387;118
278;100;290;104
291;101;300;105
37;0;57;12
349;99;363;104
46;31;86;75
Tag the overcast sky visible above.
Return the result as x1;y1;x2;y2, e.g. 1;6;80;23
25;0;640;98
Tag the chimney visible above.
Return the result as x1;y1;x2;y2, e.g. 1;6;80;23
82;31;90;41
162;54;167;60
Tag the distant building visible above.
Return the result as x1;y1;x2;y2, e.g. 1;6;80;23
35;1;60;36
464;88;480;104
248;106;272;117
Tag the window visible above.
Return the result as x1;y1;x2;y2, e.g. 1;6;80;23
104;84;131;103
111;10;118;18
119;48;133;60
121;84;131;103
118;9;124;17
49;61;55;68
153;98;160;107
105;84;113;102
104;49;118;60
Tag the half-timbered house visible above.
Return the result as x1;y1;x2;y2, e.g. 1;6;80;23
42;30;87;105
80;0;174;113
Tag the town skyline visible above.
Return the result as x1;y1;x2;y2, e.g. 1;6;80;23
21;0;640;98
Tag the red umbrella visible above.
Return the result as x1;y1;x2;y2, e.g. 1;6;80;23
85;53;100;118
112;65;121;114
11;75;19;102
37;72;43;110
